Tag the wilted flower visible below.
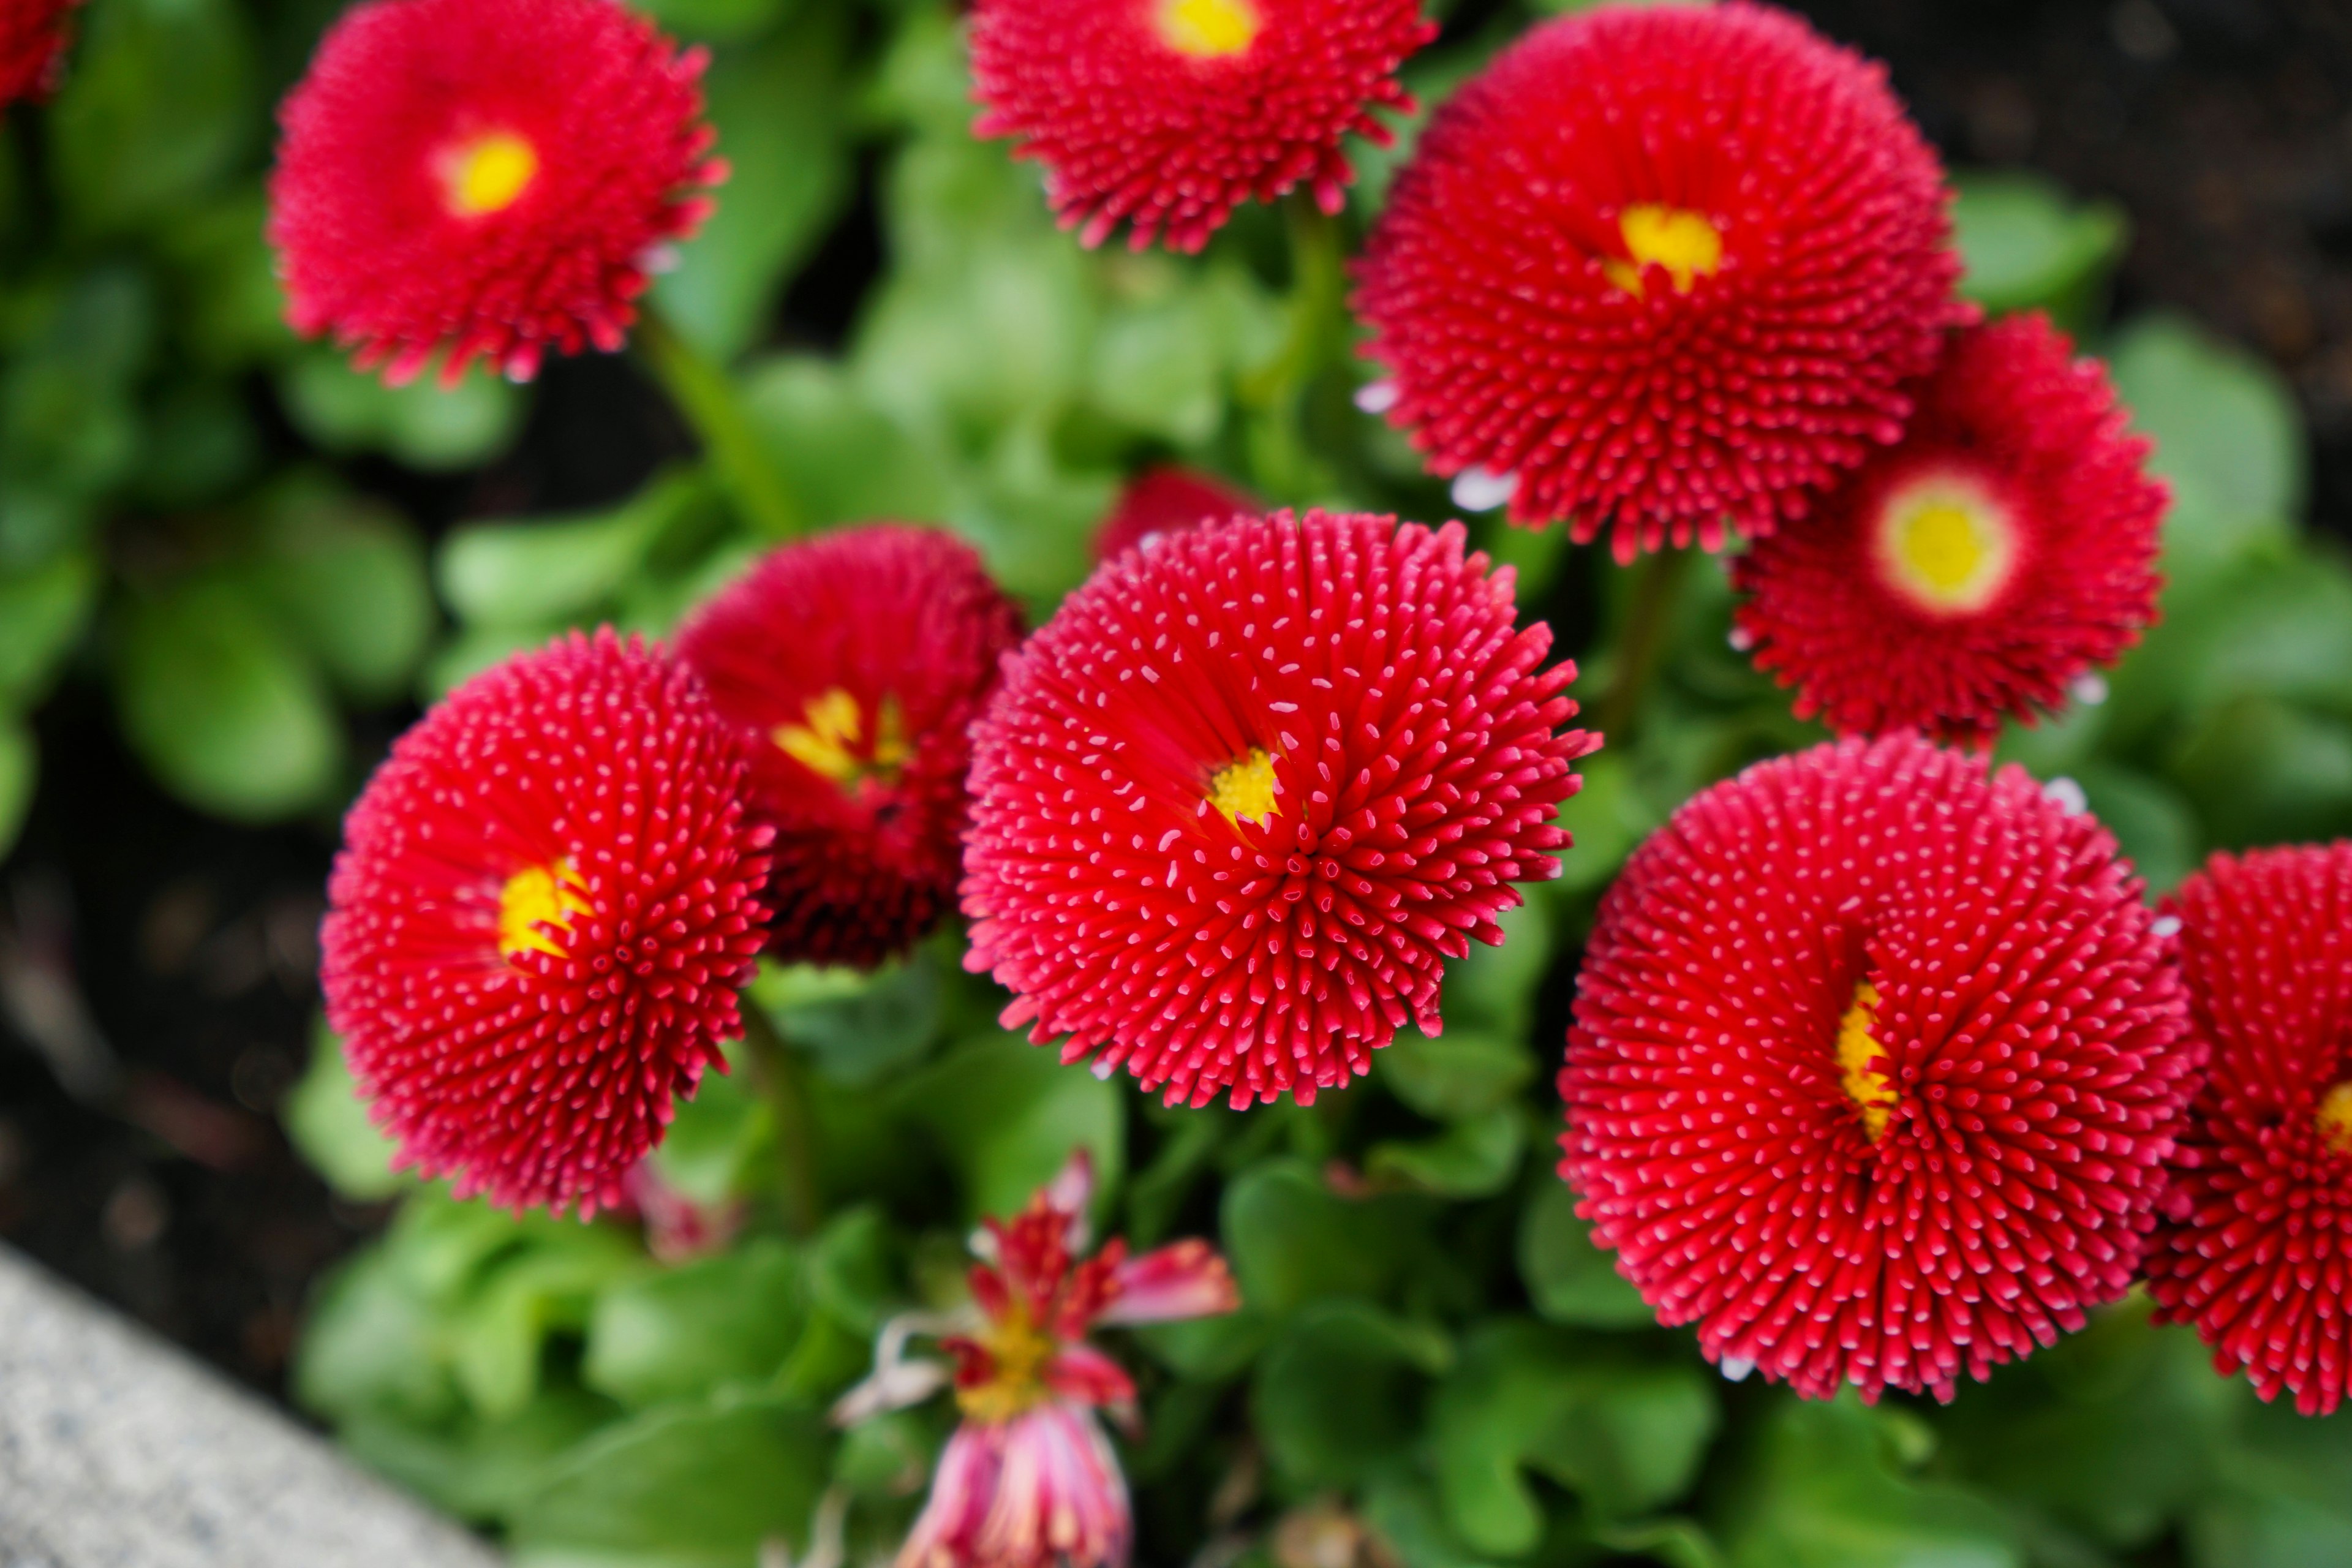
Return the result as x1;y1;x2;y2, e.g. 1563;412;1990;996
1353;1;1967;560
1;0;80;105
962;509;1596;1109
1093;466;1259;565
1559;734;2199;1401
268;0;724;384
320;630;771;1215
676;524;1025;970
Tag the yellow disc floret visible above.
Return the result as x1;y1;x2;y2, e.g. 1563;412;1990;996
498;861;592;962
1604;205;1724;297
2319;1082;2352;1156
775;688;910;791
1207;747;1280;827
1836;982;1901;1142
1875;476;2019;616
1158;0;1262;59
441;130;541;218
954;1303;1058;1423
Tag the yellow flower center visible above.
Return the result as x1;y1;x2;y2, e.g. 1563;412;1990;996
440;130;540;218
954;1305;1058;1424
498;861;592;962
1158;0;1262;58
1836;982;1900;1142
2318;1082;2352;1155
1604;204;1724;297
1875;477;2019;616
1207;747;1280;827
774;688;911;791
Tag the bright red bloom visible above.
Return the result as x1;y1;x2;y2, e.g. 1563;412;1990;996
970;0;1434;253
320;629;771;1216
1559;734;2199;1401
1733;315;2165;745
1353;2;1968;561
962;509;1596;1109
1093;466;1259;565
676;525;1025;970
2146;845;2352;1416
268;0;723;385
1;0;78;105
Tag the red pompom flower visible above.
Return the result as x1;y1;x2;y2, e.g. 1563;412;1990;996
962;509;1596;1109
320;630;771;1215
1353;2;1968;561
677;524;1025;971
1;0;79;105
1093;466;1260;564
970;0;1434;252
1559;734;2199;1401
1732;315;2165;745
2146;844;2352;1416
268;0;724;385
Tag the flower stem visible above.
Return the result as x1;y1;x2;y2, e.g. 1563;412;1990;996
1598;546;1695;743
736;1000;821;1237
1240;197;1347;413
635;305;805;540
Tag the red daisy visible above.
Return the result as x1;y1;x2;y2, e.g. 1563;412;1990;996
2146;844;2352;1415
962;508;1596;1109
1;0;78;105
676;524;1025;970
969;0;1434;253
320;629;771;1215
1352;1;1968;562
1732;315;2165;745
1559;734;2199;1401
1093;466;1260;564
268;0;724;385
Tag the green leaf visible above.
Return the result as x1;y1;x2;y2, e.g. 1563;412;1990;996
47;0;257;237
295;1242;465;1428
757;952;945;1088
0;551;97;703
652;1063;776;1209
508;1396;835;1568
341;1387;620;1526
439;472;709;628
1377;1031;1537;1122
1518;1179;1655;1330
253;480;437;704
2075;765;2199;897
2189;1396;2352;1568
891;1033;1126;1225
1951;172;2127;322
1366;1109;1525;1199
113;575;343;821
741;355;953;530
1252;1301;1450;1489
628;0;786;41
0;266;154;528
1223;1159;1419;1316
1087;290;1227;445
585;1241;808;1410
2176;554;2352;719
0;721;31;861
1556;752;1666;897
1362;1476;1512;1568
282;1017;405;1202
2169;697;2352;849
279;348;526;473
451;1228;646;1419
1442;895;1553;1037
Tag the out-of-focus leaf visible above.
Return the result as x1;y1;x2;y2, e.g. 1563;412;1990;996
282;1017;405;1202
296;1241;466;1428
450;1226;645;1419
756;951;945;1087
741;355;952;529
341;1387;619;1526
652;1061;775;1209
1223;1159;1419;1316
1363;1476;1511;1568
584;1241;807;1410
439;472;709;628
0;266;154;541
1378;1031;1537;1122
1556;752;1665;897
135;379;258;507
280;347;526;472
892;1033;1126;1226
1443;895;1552;1036
956;420;1119;609
2169;697;2352;849
2177;554;2352;718
2189;1397;2352;1568
0;720;34;862
47;0;257;236
1253;1301;1450;1488
0;551;98;703
254;480;437;703
2075;764;2199;895
1366;1109;1524;1199
114;575;343;821
1518;1178;1654;1330
629;0;786;40
1951;172;2127;322
157;190;296;371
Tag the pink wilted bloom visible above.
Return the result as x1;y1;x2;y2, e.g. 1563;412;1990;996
835;1152;1239;1568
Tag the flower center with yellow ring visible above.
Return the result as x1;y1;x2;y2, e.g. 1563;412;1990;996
2318;1082;2352;1155
499;861;592;962
1874;475;2020;616
775;688;911;792
439;130;540;218
1207;747;1280;827
1835;982;1900;1142
1604;205;1724;297
1158;0;1262;58
954;1304;1057;1423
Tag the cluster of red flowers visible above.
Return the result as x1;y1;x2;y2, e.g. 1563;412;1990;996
0;0;80;107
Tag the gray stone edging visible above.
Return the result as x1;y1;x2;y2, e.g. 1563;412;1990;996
0;1245;500;1568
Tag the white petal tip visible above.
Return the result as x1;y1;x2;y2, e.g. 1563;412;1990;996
2045;777;2089;816
2070;672;2111;707
2152;915;2183;938
1354;380;1400;415
1720;1357;1755;1382
1450;466;1518;514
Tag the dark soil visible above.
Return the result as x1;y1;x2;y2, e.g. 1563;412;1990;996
2;0;2349;1404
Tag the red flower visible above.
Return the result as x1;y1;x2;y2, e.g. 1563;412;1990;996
320;630;771;1215
1559;734;2199;1401
1352;2;1967;562
1732;315;2165;745
962;509;1596;1109
2146;844;2352;1416
833;1153;1238;1568
970;0;1434;253
677;525;1025;970
1093;466;1260;565
1;0;79;105
268;0;723;385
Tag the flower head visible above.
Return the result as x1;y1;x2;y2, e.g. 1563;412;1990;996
970;0;1434;252
268;0;723;385
1352;2;1968;561
1732;315;2165;745
1093;466;1259;565
2146;844;2352;1415
963;508;1596;1109
320;629;771;1215
1;0;79;105
836;1153;1239;1568
1559;734;2199;1401
676;525;1025;970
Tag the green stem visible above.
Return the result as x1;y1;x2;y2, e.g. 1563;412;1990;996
736;1002;821;1237
635;306;805;540
1239;196;1346;414
1597;546;1695;744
